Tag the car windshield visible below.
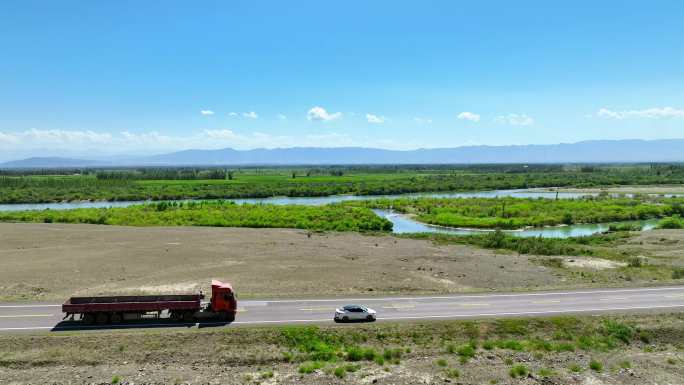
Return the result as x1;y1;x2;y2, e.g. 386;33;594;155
343;305;366;312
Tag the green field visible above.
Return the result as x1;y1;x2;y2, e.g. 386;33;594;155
2;164;684;203
354;196;683;229
0;201;392;232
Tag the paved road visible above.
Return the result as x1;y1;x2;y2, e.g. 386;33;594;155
2;286;684;332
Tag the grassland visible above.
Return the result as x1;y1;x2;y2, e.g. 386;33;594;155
356;196;684;229
2;164;684;203
2;314;683;384
0;201;392;232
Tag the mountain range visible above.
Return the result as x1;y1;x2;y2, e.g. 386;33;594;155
2;139;683;168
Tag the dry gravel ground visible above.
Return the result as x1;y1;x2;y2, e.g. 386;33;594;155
1;314;683;385
0;223;561;301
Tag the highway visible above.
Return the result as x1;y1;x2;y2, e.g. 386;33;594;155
2;286;684;332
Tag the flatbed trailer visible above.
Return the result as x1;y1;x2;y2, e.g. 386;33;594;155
62;280;236;324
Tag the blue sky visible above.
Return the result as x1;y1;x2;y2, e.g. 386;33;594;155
1;0;683;160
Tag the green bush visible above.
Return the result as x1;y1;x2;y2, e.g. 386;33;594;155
589;359;603;372
298;361;323;374
509;364;529;378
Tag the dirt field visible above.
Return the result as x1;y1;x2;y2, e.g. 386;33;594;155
0;223;567;302
1;314;683;385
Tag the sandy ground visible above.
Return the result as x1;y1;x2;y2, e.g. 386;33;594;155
0;223;561;301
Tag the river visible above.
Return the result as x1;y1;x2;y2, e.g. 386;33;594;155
0;189;660;238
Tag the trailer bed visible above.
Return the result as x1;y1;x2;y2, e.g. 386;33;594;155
62;294;201;314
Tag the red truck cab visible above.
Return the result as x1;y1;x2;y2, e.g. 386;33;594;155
209;280;237;320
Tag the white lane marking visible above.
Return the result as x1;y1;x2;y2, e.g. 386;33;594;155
458;303;490;307
0;305;61;308
298;306;335;312
0;314;53;318
230;286;684;304
532;300;561;304
381;304;416;310
665;294;684;299
599;297;628;301
375;304;684;321
3;304;684;332
3;287;684;310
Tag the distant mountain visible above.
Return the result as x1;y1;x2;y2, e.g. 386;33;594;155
0;157;104;168
143;139;684;165
3;139;684;168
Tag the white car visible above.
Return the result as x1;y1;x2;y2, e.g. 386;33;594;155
334;305;377;322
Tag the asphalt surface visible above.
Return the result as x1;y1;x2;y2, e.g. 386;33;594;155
2;286;684;333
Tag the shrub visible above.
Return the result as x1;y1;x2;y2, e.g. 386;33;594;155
111;376;121;385
333;366;346;378
602;320;634;344
658;216;683;229
445;368;460;378
435;358;448;367
589;359;603;372
569;363;582;373
260;370;274;379
672;268;684;279
509;364;529;378
457;344;476;360
298;361;323;374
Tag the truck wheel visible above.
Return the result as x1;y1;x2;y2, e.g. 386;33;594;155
82;313;95;324
182;311;195;323
95;313;110;325
170;311;182;322
110;313;122;324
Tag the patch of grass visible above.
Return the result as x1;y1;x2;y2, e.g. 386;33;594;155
602;320;634;344
509;364;529;378
495;319;529;335
569;363;583;373
504;358;514;365
456;344;476;362
496;340;524;351
111;376;121;385
444;368;460;378
667;357;677;365
538;368;555;377
298;361;324;374
333;366;346;378
435;358;448;367
673;268;684;279
619;360;631;369
260;370;274;379
589;359;603;372
482;340;495;350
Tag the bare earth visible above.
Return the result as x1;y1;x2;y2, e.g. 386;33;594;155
0;223;563;301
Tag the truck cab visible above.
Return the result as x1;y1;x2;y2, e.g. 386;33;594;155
208;280;237;321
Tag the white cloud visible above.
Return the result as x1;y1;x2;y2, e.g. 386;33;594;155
494;114;535;126
277;114;287;121
596;107;684;120
200;110;214;116
228;112;238;117
203;129;239;140
242;111;258;119
24;128;112;143
307;106;342;122
0;132;19;144
413;117;433;124
457;112;481;122
366;113;386;124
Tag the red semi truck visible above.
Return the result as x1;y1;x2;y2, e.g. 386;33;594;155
62;280;236;324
